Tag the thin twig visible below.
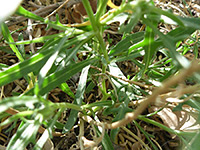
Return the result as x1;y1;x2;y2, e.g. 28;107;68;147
90;65;152;89
45;0;82;18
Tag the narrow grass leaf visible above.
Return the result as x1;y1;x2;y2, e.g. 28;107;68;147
151;7;184;27
12;31;70;45
178;17;200;30
109;32;144;56
7;115;42;150
143;25;155;74
39;59;95;96
1;23;24;61
63;65;90;133
112;50;144;63
16;6;44;22
0;50;52;87
34;108;64;150
38;36;69;87
59;83;75;99
82;100;113;109
0;111;34;127
0;96;39;113
142;18;190;68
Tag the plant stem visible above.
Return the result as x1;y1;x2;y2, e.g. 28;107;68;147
138;115;196;137
53;102;82;111
95;0;108;23
82;0;109;99
82;0;109;63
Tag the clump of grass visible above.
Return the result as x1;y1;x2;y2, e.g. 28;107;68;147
0;0;200;149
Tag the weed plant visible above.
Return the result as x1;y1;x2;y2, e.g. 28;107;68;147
0;0;200;149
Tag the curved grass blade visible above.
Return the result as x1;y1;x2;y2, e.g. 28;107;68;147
16;6;44;22
109;32;144;56
1;23;24;61
62;65;90;133
7;114;43;150
0;50;51;87
0;111;34;127
39;59;96;96
33;108;64;150
150;6;184;27
37;36;69;87
0;96;39;114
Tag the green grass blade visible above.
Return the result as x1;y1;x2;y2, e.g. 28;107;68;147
150;6;184;27
33;108;64;150
0;111;34;127
82;100;113;109
178;17;200;29
12;31;70;45
7;114;43;150
109;32;144;56
39;59;96;96
62;65;90;133
16;6;44;22
37;36;69;87
1;23;24;61
59;82;75;99
0;50;51;87
143;25;155;74
0;96;39;114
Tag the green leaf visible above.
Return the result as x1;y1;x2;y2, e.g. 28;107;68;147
82;100;113;109
33;108;64;150
0;111;34;127
0;96;39;114
39;59;95;96
151;6;184;27
143;25;155;74
59;83;75;99
1;23;24;61
62;65;90;133
178;17;200;30
7;114;43;150
15;6;44;22
37;36;69;87
119;6;142;33
0;49;51;87
109;32;144;56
